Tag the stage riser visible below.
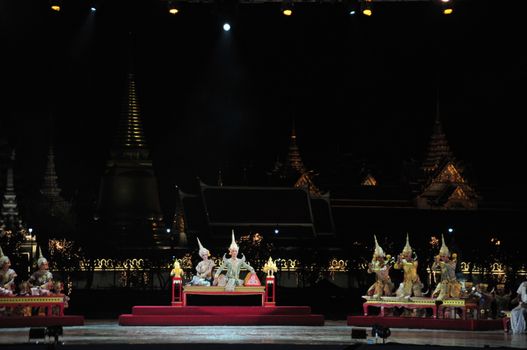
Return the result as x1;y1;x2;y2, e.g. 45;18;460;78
119;314;324;326
132;306;312;316
348;316;503;331
0;315;84;328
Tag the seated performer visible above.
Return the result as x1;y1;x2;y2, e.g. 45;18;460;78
367;235;394;299
394;234;423;300
431;235;461;301
0;245;17;295
28;247;54;294
214;231;256;292
187;238;215;286
511;280;527;334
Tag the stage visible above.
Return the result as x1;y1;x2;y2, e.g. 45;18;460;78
0;319;525;349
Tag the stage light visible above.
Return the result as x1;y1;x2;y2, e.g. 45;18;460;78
346;0;358;16
90;7;96;12
440;0;454;15
371;324;391;344
223;23;231;32
50;0;61;12
448;228;454;233
167;0;180;15
361;0;373;17
274;229;279;234
281;0;293;16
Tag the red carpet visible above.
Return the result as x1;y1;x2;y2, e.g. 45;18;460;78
119;306;324;326
347;315;504;331
0;315;84;328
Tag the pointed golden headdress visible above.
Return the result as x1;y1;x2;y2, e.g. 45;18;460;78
37;246;48;267
402;233;413;255
439;234;450;257
197;237;209;256
373;235;385;258
0;245;9;267
229;230;239;252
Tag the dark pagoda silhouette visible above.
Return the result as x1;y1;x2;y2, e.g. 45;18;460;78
415;109;479;210
0;150;37;276
94;71;166;248
30;143;76;242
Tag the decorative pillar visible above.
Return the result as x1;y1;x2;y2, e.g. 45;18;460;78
264;276;276;307
171;276;183;307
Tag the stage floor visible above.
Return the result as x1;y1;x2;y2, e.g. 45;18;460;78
0;319;525;349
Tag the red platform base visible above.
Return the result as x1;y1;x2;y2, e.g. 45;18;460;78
119;306;324;326
0;315;84;328
347;315;504;331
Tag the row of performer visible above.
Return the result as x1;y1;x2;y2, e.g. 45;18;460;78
367;234;461;301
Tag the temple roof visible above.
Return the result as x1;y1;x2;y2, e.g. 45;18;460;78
421;114;453;174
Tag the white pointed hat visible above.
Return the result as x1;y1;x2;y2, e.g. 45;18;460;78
373;235;385;258
439;234;450;257
196;237;209;256
229;230;239;251
37;246;48;267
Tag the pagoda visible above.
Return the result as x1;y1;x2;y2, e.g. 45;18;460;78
94;70;166;247
416;111;479;210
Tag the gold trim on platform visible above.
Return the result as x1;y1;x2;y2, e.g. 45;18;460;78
183;286;265;292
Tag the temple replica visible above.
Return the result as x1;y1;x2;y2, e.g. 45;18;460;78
118;231;324;326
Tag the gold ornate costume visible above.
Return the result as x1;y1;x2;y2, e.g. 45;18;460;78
394;234;423;298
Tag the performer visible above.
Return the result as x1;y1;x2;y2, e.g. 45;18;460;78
214;231;255;292
28;247;54;292
394;234;423;299
187;237;215;286
0;245;17;294
431;235;461;301
366;235;394;299
511;280;527;334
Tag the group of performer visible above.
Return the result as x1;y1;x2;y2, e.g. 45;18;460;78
1;245;67;315
172;231;257;292
367;233;461;301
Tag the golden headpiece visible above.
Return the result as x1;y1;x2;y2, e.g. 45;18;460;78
439;234;450;257
37;246;48;267
229;230;239;252
196;237;210;257
402;233;413;255
373;235;385;258
0;245;9;267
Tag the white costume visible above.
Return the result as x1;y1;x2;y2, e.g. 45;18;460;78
188;238;215;286
511;281;527;334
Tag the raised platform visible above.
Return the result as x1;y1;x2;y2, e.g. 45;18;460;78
0;315;85;328
119;306;324;326
347;315;504;331
182;286;267;306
